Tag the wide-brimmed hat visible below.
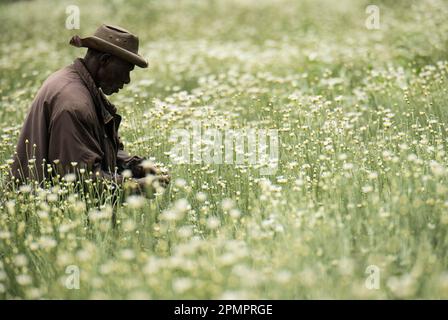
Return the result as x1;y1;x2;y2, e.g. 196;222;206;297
69;24;148;68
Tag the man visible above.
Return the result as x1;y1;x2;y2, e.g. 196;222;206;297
10;24;170;192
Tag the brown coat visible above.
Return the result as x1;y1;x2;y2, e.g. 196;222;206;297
10;58;144;183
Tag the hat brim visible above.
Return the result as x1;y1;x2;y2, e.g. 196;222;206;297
70;35;148;68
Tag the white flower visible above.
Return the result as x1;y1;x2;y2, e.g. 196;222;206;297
47;194;58;202
126;195;145;209
174;198;190;214
274;224;285;233
122;169;132;179
38;236;57;249
16;274;32;286
6;200;15;214
206;216;220;230
196;192;207;202
37;210;48;219
14;254;28;267
123;220;136;232
221;198;235;211
174;178;187;188
161;210;180;222
343;163;354;170
276;176;287;184
172;277;193;294
120;249;135;260
19;185;32;193
368;172;378;180
64;173;76;182
177;225;193;238
430;161;446;177
229;209;241;219
407;154;418;162
0;231;11;240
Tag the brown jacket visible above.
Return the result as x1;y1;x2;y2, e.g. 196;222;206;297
10;58;143;183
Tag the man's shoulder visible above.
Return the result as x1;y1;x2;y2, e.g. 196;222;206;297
43;64;82;92
45;65;89;100
43;65;97;118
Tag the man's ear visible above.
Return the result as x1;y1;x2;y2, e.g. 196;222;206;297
99;53;112;67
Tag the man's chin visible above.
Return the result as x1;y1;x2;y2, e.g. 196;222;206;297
102;88;116;95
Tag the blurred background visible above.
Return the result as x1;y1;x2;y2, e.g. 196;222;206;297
2;0;448;137
2;0;448;299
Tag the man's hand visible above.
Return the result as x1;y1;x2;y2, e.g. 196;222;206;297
138;174;171;189
141;160;161;175
129;173;170;197
132;160;167;178
124;159;171;196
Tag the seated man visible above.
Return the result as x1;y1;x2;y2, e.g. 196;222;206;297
10;24;169;192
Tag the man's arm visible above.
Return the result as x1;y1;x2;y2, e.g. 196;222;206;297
48;108;169;193
48;107;124;183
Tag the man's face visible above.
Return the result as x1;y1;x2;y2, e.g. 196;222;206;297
97;55;134;95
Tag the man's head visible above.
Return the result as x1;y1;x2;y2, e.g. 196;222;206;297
69;24;148;95
84;48;134;95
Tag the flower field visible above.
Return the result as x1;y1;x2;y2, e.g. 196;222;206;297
1;0;448;299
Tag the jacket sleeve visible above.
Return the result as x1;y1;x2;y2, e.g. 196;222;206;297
48;108;124;183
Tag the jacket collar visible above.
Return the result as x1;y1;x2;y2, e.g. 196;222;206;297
72;58;116;124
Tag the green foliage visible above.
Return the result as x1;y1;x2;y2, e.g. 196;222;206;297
1;0;448;299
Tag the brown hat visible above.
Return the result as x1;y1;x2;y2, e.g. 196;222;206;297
70;24;148;68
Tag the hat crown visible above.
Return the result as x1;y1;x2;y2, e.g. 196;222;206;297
93;24;139;54
69;24;148;68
